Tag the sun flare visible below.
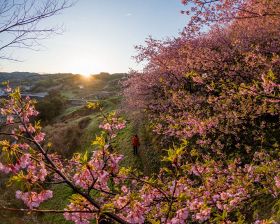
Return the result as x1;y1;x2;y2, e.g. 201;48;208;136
63;58;97;77
80;73;91;78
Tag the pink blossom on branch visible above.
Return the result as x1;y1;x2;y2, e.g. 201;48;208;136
15;190;53;209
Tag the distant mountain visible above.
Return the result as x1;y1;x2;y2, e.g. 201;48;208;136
0;72;73;84
0;72;39;81
0;72;127;97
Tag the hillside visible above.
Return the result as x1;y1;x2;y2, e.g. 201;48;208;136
0;72;161;224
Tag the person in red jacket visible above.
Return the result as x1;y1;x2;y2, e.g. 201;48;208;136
131;134;140;155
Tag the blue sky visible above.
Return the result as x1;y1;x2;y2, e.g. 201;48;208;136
1;0;187;75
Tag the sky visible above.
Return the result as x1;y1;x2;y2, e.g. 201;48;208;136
1;0;188;75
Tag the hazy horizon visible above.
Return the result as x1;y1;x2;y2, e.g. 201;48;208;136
0;71;127;75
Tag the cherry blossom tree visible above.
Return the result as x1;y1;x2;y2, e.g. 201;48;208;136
123;0;280;153
0;85;279;223
180;0;280;36
121;0;280;222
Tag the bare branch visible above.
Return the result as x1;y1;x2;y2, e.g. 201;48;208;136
0;205;98;214
0;0;74;61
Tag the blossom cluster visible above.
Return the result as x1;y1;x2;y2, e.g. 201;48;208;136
64;195;96;224
16;190;53;209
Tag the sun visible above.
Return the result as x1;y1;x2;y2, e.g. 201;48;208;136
63;58;95;77
80;73;91;78
72;65;92;77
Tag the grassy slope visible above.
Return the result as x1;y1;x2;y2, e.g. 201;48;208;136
37;73;160;222
39;106;161;224
39;185;73;224
113;120;161;175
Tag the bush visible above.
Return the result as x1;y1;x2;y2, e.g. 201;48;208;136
36;91;66;123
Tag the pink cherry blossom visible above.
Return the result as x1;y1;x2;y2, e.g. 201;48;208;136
16;190;53;209
34;132;46;143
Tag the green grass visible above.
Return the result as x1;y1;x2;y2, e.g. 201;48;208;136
112;121;162;175
60;105;84;117
61;90;76;99
113;122;144;170
39;185;74;224
78;114;102;152
137;123;162;175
